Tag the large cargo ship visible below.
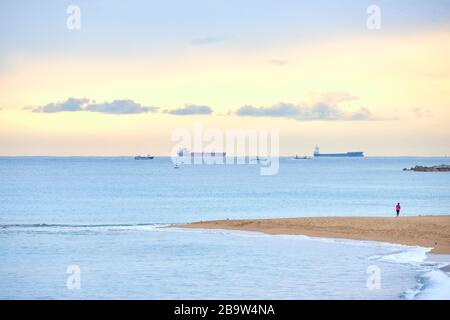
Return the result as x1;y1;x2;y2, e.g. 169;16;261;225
313;146;364;157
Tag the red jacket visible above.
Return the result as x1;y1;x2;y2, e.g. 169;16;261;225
396;204;401;211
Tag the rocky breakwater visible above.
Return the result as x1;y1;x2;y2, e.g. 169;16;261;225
403;164;450;172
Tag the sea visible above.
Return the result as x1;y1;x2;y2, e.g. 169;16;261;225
0;156;449;299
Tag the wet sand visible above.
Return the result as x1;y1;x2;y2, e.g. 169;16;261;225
178;216;450;254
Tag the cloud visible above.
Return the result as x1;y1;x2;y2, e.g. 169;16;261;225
164;104;213;115
28;95;384;120
31;98;158;114
84;99;158;114
236;103;299;118
266;59;291;66
31;97;89;113
235;102;378;121
190;37;225;46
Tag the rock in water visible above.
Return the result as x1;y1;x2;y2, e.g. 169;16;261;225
404;164;450;172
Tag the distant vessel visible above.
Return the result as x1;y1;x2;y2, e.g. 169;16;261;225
294;155;312;160
313;146;364;158
254;155;268;162
134;155;154;160
177;148;226;159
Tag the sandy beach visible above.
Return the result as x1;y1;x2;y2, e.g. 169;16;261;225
179;216;450;254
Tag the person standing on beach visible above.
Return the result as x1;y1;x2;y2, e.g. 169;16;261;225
396;203;401;217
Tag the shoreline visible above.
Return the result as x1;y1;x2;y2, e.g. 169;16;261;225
177;216;450;254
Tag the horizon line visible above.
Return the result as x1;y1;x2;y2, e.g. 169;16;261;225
0;155;449;158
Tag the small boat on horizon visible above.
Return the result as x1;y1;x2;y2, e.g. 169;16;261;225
134;155;154;160
294;155;312;160
177;148;226;159
254;155;268;162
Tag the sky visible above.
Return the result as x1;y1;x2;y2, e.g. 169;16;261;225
0;0;449;156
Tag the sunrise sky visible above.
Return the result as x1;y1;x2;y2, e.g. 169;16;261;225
1;0;449;156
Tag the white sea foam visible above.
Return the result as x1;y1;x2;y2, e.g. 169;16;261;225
369;246;431;265
0;223;168;233
368;246;450;299
414;270;450;300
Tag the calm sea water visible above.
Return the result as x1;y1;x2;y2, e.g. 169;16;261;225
0;156;449;299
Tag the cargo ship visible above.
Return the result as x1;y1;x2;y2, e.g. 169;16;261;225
313;146;364;157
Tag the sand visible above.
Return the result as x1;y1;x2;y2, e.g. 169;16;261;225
178;216;450;254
